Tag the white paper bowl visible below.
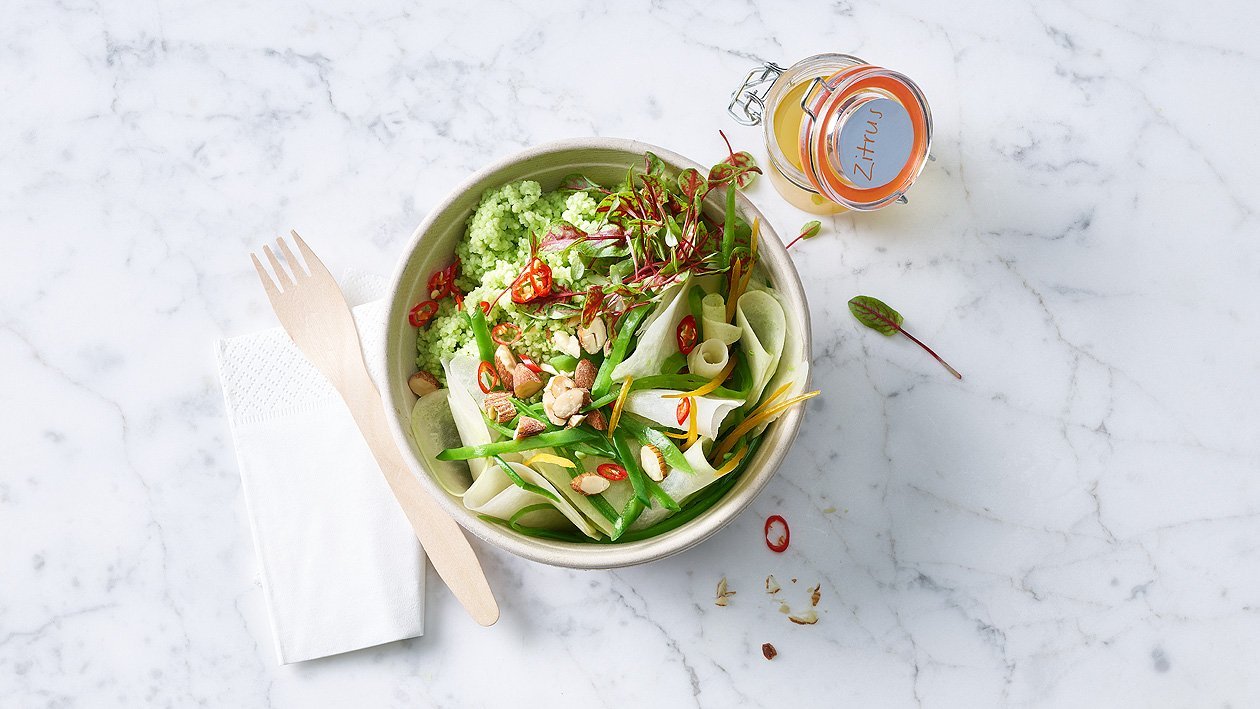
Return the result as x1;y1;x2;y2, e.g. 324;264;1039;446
382;138;811;569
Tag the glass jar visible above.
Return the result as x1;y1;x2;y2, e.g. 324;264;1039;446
728;54;933;214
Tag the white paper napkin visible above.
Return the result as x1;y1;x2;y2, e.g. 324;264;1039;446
215;272;424;665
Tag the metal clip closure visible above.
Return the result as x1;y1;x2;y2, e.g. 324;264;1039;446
726;62;785;126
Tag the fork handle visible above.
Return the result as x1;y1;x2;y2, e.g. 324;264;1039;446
340;371;500;626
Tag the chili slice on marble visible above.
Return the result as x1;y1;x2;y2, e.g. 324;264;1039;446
764;514;790;553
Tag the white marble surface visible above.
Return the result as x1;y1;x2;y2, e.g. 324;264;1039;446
3;0;1259;706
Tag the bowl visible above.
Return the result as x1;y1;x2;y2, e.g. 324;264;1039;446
381;137;811;569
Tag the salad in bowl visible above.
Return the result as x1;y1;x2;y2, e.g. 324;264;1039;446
387;139;815;564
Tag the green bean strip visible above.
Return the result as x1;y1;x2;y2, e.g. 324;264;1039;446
615;437;765;542
437;428;597;460
687;285;706;327
720;185;737;271
610;497;644;541
491;454;559;503
469;305;495;364
630;373;744;399
612;431;650;506
591;303;652;400
548;354;578;372
584;374;743;414
646;479;680;512
555;447;620;524
615;415;694;475
479;510;590;543
658;352;687;376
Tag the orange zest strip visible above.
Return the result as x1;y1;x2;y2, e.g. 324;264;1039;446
711;390;820;462
663;431;690;440
752;381;793;415
714;444;749;477
663;356;738;399
607;376;634;435
524;453;576;469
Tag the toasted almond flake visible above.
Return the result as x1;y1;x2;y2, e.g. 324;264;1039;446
514;417;546;440
577;317;607;354
551;387;589;420
574;358;597;390
570;472;610;496
585;409;608;431
809;584;821;607
512;364;542;398
788;610;819;625
408;371;441;397
483;391;516;424
715;576;736;607
640;444;667;482
765;575;781;594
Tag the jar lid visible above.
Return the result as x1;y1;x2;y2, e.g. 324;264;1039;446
798;66;932;211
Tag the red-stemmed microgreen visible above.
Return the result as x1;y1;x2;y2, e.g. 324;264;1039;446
785;220;822;249
847;296;963;380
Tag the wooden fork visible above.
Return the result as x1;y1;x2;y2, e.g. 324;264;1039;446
251;231;499;627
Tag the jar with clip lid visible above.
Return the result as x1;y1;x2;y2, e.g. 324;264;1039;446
728;54;933;214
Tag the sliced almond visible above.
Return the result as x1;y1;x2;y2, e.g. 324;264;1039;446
570;472;610;496
565;414;586;429
573;358;597;390
408;371;440;397
577;317;607;354
514;416;545;439
494;345;517;391
482;391;515;424
512;364;543;398
765;575;781;594
640;444;667;482
551;387;589;420
585;409;608;431
554;331;582;359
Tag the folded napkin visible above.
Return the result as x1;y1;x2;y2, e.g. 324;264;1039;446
216;272;424;665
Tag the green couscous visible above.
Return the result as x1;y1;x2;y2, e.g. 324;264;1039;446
415;181;603;380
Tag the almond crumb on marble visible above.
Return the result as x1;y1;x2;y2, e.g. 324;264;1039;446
761;643;777;660
788;610;819;625
715;576;736;606
765;575;781;594
809;583;821;607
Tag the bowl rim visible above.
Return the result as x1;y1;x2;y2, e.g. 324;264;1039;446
381;137;812;569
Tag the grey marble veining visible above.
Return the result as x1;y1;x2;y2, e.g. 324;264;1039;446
2;0;1258;706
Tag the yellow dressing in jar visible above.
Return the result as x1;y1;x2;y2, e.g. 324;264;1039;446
729;54;933;214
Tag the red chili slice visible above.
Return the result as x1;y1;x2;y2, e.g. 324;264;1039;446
517;355;542;373
764;515;790;553
408;300;439;327
491;322;522;346
676;315;699;355
476;361;499;394
511;259;553;304
676;397;691;426
596;463;628;481
479;300;491;314
581;286;605;326
427;259;460;299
